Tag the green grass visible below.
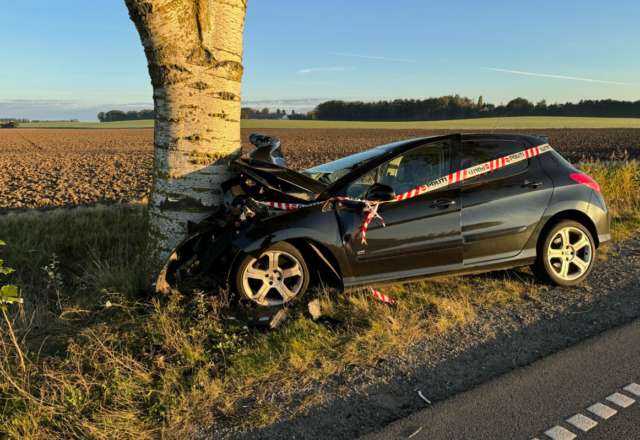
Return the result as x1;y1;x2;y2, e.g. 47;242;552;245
18;116;640;130
578;159;640;241
0;161;638;439
243;116;640;130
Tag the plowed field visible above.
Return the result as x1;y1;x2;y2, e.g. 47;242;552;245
1;128;639;211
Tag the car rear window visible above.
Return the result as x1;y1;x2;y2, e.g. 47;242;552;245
462;140;529;183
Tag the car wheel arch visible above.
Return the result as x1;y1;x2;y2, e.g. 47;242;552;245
538;210;600;250
227;238;345;291
284;238;345;291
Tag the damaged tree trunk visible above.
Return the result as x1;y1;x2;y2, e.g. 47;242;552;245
125;0;247;261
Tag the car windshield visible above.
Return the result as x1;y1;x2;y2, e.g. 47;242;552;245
301;140;416;184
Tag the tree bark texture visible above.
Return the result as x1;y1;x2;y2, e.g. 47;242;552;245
125;0;247;260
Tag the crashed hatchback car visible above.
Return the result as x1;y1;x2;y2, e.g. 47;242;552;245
157;133;610;307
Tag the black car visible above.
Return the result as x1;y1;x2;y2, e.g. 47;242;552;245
157;133;610;307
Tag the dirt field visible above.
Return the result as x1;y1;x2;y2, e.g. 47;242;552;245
1;128;639;211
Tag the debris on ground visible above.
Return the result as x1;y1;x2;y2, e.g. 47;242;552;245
418;391;432;404
400;426;423;439
248;308;288;330
308;299;323;320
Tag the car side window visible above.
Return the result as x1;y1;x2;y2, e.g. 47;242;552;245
379;141;452;196
462;140;529;184
338;169;378;199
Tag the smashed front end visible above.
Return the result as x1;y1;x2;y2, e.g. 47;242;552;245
155;134;328;293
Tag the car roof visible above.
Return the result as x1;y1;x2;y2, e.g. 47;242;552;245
380;134;549;148
460;133;549;145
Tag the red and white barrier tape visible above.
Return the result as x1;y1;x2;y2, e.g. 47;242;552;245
259;144;553;244
371;288;395;305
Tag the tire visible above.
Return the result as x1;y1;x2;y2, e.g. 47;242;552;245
233;242;310;307
531;220;596;286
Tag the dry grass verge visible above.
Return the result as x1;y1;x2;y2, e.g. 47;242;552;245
0;161;638;439
579;158;640;241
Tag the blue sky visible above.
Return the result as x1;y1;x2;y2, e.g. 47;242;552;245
1;0;639;121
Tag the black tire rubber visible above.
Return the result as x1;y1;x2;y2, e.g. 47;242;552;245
233;242;310;306
531;220;596;286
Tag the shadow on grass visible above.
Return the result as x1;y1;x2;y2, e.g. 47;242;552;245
225;243;640;440
0;190;636;439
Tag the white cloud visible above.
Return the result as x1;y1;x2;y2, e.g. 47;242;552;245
298;67;355;74
482;68;635;86
0;99;153;122
324;52;414;63
241;98;328;112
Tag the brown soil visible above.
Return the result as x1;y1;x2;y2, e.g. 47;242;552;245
0;129;152;211
1;128;639;212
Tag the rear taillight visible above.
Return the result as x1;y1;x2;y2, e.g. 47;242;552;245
570;173;601;194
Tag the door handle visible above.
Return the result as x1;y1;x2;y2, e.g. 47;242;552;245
522;180;543;189
430;199;456;209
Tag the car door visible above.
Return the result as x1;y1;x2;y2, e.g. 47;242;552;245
461;137;554;265
338;136;463;285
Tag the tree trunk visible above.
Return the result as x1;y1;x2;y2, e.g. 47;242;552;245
125;0;247;261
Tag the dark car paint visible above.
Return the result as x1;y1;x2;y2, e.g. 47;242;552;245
230;133;610;289
339;186;463;286
338;136;464;285
234;156;328;202
234;203;352;276
158;133;610;295
460;137;555;264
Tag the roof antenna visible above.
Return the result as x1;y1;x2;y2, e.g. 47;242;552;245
491;114;503;134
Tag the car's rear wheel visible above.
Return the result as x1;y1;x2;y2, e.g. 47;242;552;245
234;242;309;307
531;220;595;286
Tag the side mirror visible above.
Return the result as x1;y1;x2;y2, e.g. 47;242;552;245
365;183;396;202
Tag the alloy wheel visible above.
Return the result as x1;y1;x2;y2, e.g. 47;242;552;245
241;250;304;306
547;226;592;281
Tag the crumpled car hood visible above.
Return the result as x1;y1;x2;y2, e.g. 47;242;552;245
234;135;328;203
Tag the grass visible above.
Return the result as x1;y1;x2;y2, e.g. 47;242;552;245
0;161;638;439
17;116;640;130
578;158;640;241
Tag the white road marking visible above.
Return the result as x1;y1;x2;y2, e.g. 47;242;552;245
623;383;640;397
566;414;597;432
544;425;576;440
587;402;617;419
606;392;635;408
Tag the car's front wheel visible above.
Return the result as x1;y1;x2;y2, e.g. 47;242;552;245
532;220;595;286
234;242;309;306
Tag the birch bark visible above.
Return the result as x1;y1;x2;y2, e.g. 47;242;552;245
125;0;247;260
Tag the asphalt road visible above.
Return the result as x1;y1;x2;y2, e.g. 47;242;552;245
360;317;640;440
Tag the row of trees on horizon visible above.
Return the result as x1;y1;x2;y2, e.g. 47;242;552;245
98;109;154;122
0;118;79;128
0;118;30;123
240;107;315;120
96;96;640;124
313;96;640;121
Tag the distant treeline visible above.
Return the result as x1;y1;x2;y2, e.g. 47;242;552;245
0;118;78;128
314;96;640;121
241;107;315;120
98;110;154;122
31;119;79;123
0;118;30;123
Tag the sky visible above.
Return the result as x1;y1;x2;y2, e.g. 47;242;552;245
1;0;639;121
